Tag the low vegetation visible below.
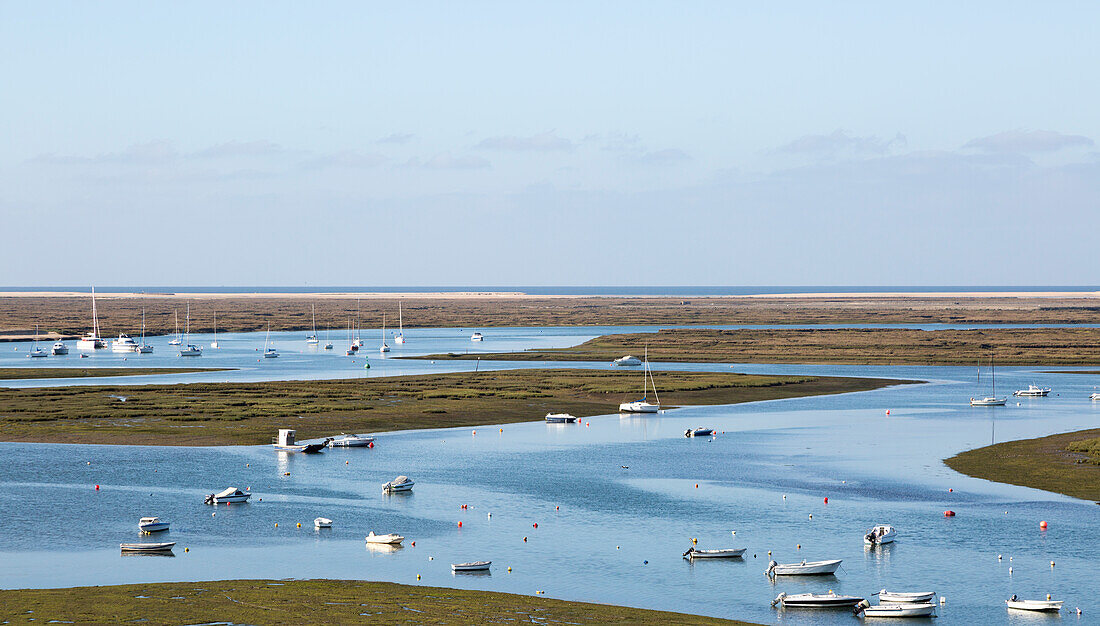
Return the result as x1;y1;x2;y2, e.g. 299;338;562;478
0;367;228;380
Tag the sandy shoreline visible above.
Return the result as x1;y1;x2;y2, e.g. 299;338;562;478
1;290;1098;300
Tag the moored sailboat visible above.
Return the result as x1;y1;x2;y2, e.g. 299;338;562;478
970;354;1006;406
76;287;106;349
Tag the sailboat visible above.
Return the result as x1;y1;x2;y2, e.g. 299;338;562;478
168;310;183;346
209;310;220;349
970;354;1006;406
352;299;363;348
178;303;202;356
324;326;333;350
263;324;279;358
345;318;356;355
136;308;153;353
27;324;47;358
394;302;406;344
76;287;106;349
306;304;319;345
619;346;661;413
379;314;390;353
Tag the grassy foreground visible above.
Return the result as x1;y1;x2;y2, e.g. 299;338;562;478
423;327;1100;365
0;369;907;446
0;579;751;625
0;367;228;380
945;428;1100;501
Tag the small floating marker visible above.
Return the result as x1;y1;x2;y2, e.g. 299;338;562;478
1048;594;1053;600
797;544;801;549
940;597;946;605
643;560;648;564
297;523;301;528
246;464;250;467
1051;561;1055;568
948;488;953;492
782;494;786;500
532;523;538;528
523;536;527;542
275;523;278;527
411;541;415;546
823;497;828;504
487;512;492;519
1040;520;1048;529
95;485;99;490
944;510;955;517
767;550;771;556
808;514;813;520
284;472;290;476
585;422;589;426
555;505;559;510
616;546;620;550
184;547;188;552
457;521;462;528
472;430;476;435
695;484;699;489
1009;567;1013;574
507;567;512;572
499;428;503;432
692;537;698;544
416;574;421;580
212;512;216;517
346;460;349;465
885;409;890;415
367;441;374;448
1010;556;1013;561
1076;607;1082;615
87;461;91;465
998;554;1003;561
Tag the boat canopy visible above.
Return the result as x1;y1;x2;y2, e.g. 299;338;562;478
215;487;244;498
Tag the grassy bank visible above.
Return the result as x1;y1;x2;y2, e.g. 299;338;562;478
0;367;229;380
421;327;1100;365
0;369;907;446
945;429;1100;501
0;579;751;625
3;294;1100;338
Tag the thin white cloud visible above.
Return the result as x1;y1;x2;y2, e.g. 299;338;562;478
963;129;1094;153
413;152;491;170
476;131;573;152
194;140;283;158
633;148;691;164
377;133;416;144
774;130;906;157
303;151;388;169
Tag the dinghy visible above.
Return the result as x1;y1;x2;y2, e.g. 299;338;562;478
452;561;491;572
204;487;251;504
366;531;404;545
138;517;169;533
772;592;863;608
766;559;842;576
876;590;936;604
327;433;375;447
855;601;936;617
1006;597;1062;612
684;428;714;437
545;413;579;423
314;517;332;529
864;524;896;546
382;475;414;493
120;542;175;553
683;547;745;559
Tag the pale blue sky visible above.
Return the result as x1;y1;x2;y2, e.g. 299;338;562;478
2;2;1097;286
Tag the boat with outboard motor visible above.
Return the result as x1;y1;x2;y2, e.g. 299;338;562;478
366;531;404;544
685;428;714;438
272;429;328;452
204;487;250;504
772;592;863;608
327;433;375;447
314;517;332;529
1006;596;1062;612
138;517;170;533
545;413;579;423
452;561;491;572
875;590;936;604
382;475;414;493
683;547;745;559
864;524;896;546
855;601;936;617
766;559;842;576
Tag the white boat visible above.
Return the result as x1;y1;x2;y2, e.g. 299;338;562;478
382;475;414;493
27;324;48;358
271;429;327;453
204;487;251;504
394;302;406;344
683;547;745;559
1014;384;1051;397
684;428;714;437
76;287;106;349
970;354;1006;406
379;313;390;353
766;559;842;576
856;601;936;617
366;531;404;544
471;332;483;341
136;309;153;353
120;542;175;553
51;340;68;355
168;310;183;345
452;561;491;572
772;592;863;608
327;433;375;447
111;333;140;352
178;304;202;357
1006;597;1062;612
864;524;896;546
138;517;170;533
352;299;363;347
263;324;278;358
545;413;579;423
1091;392;1100;401
876;590;936;604
306;304;319;344
619;347;661;413
314;517;332;529
612;355;642;366
209;310;219;349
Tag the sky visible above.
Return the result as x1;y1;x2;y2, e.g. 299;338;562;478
1;1;1098;287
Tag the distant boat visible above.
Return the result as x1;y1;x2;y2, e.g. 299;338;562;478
366;531;404;544
619;346;660;413
327;433;375;447
27;324;48;358
51;340;68;355
178;303;202;357
306;304;319;344
970;354;1006;406
684;428;714;438
209;310;219;349
382;475;414;493
324;326;333;350
379;313;390;353
204;487;250;504
138;517;170;533
766;559;842;576
314;517;332;529
120;542;175;553
352;299;363;348
394;302;406;344
864;524;896;546
471;332;483;341
1013;384;1051;397
76;287;106;349
346;317;358;355
545;413;579;423
683;547;745;559
1006;596;1062;612
168;310;183;345
452;561;491;572
772;592;863;608
612;355;642;366
111;333;139;353
136;308;153;353
1091;392;1100;401
263;324;278;358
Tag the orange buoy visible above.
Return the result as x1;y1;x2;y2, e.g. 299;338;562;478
944;510;956;517
523;536;527;542
885;409;890;415
457;521;462;528
411;541;415;547
695;484;699;488
555;505;559;510
948;488;953;492
1040;520;1048;529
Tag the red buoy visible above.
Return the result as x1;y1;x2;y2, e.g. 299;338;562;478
367;441;374;448
94;484;100;490
457;521;462;527
532;522;538;528
1040;520;1048;530
823;497;828;504
944;510;956;517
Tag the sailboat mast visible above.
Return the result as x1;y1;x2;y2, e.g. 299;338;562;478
90;287;99;337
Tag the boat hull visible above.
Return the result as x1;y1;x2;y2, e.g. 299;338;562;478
452;561;491;572
1007;600;1062;612
139;523;170;533
769;559;842;575
120;542;175;552
879;591;936;604
775;593;862;608
863;603;937;617
685;548;745;559
619;402;659;413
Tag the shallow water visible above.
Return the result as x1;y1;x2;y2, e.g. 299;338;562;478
1;349;1098;624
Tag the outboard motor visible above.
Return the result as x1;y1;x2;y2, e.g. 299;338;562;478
771;592;786;607
204;493;215;505
765;560;778;577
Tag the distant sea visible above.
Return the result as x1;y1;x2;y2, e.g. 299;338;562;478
1;286;1097;296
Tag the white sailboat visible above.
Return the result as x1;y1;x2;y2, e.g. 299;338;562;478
352;299;363;348
306;304;319;344
209;310;219;349
345;318;356;355
178;303;202;357
168;310;183;345
619;346;660;413
324;326;333;350
27;324;48;358
394;301;406;344
379;313;390;353
970;354;1006;406
76;287;106;349
263;324;279;358
136;308;153;353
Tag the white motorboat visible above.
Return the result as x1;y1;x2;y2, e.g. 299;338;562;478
168;310;183;345
27;325;47;357
136;309;153;353
766;559;842;576
1091;392;1100;401
1014;384;1051;397
314;517;332;529
685;428;714;437
864;524;896;546
204;487;251;504
263;324;278;358
366;531;404;544
120;542;175;553
306;304;319;344
394;302;406;344
856;601;936;617
970;353;1005;406
138;517;170;533
612;355;642;366
179;304;202;356
382;475;414;493
76;287;106;349
876;590;936;604
1006;597;1062;612
683;547;745;559
545;413;579;423
452;561;491;572
772;592;863;608
471;332;484;341
51;341;68;355
272;429;327;452
111;333;140;352
327;433;375;447
209;310;219;349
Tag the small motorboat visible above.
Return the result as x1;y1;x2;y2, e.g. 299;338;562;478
772;592;863;608
855;601;936;617
204;487;251;505
876;590;936;604
612;355;642;366
138;517;170;533
1006;596;1062;612
272;429;328;453
314;517;332;529
471;332;484;341
1091;392;1100;401
366;531;404;545
120;542;176;553
452;560;491;572
545;413;579;423
51;341;69;355
766;559;842;576
685;428;715;437
683;547;745;559
327;433;375;447
864;524;897;546
1013;384;1051;397
382;475;414;493
111;333;140;352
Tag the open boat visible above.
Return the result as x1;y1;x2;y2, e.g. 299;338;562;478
327;433;375;447
772;592;863;608
612;355;642;366
272;429;327;452
1092;392;1100;401
120;542;175;553
452;561;491;572
856;601;936;617
314;517;332;529
1013;384;1051;397
545;413;579;423
382;475;414;493
766;559;842;576
970;353;1006;406
864;524;896;546
685;428;714;438
876;590;936;604
1006;597;1062;612
471;332;483;341
204;487;251;504
138;517;170;533
366;531;404;544
683;547;745;559
619;346;660;413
